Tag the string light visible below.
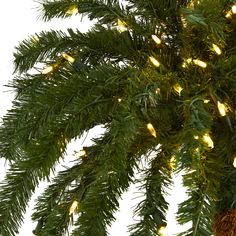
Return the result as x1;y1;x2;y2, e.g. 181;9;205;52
151;35;161;45
117;19;128;32
117;98;122;102
69;201;79;215
212;44;222;55
75;149;86;158
42;65;54;74
217;101;227;116
173;83;183;95
233;157;236;168
66;6;79;15
62;53;75;63
193;59;207;68
147;123;157;138
203;99;210;103
149;56;160;67
203;133;214;149
159;226;168;236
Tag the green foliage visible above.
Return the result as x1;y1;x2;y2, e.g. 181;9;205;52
0;0;236;235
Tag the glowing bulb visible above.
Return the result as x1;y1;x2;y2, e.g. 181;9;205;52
193;59;207;68
203;99;210;103
147;123;157;138
226;11;232;18
203;133;214;149
117;19;128;32
149;56;160;67
173;83;183;95
42;65;54;74
181;16;187;28
194;135;199;140
62;53;75;63
75;149;86;158
69;201;79;215
159;226;168;236
151;35;161;44
118;98;122;102
170;155;176;169
31;35;39;43
155;88;161;94
233;157;236;168
186;58;192;63
232;5;236;14
217;101;227;116
212;44;222;55
66;6;79;15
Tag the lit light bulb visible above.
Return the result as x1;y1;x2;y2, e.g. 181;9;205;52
181;15;187;28
31;35;39;43
226;11;232;18
75;149;86;158
212;44;222;55
193;59;207;68
42;65;54;74
182;58;192;68
147;123;157;138
66;6;79;15
69;201;79;215
62;53;75;63
170;155;176;169
159;226;168;236
151;35;161;44
233;157;236;168
194;135;199;140
203;133;214;149
203;99;210;103
155;88;161;94
117;19;128;32
232;5;236;14
173;83;183;95
217;101;227;116
149;56;160;67
117;98;122;102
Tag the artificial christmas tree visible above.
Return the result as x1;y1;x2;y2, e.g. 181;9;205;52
0;0;236;235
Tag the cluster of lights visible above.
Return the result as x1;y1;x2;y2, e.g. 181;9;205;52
194;133;214;149
182;58;207;68
147;123;157;138
226;4;236;18
69;200;79;215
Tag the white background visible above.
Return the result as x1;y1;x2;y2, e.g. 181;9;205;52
0;1;188;235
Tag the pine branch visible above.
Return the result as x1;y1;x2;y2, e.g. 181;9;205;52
38;0;124;22
129;148;172;236
71;111;142;236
